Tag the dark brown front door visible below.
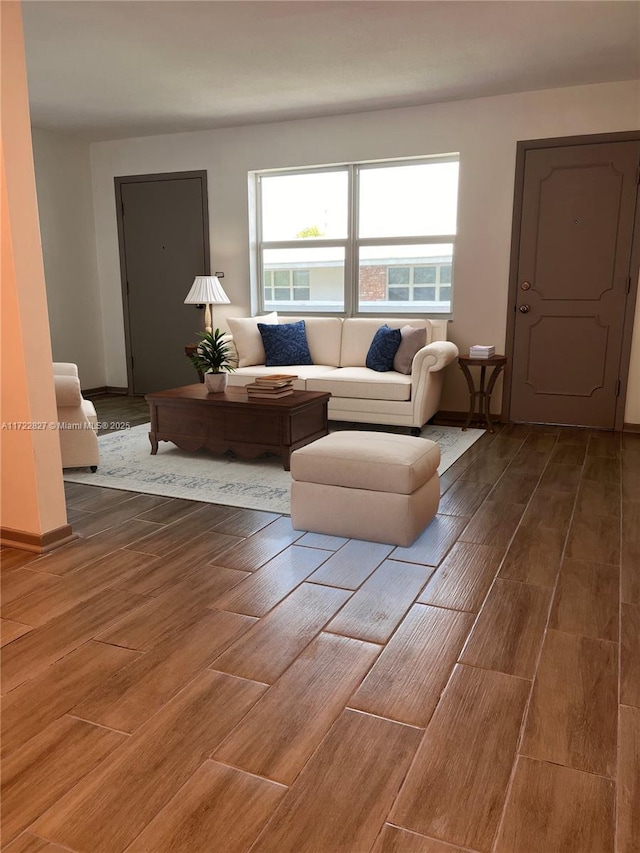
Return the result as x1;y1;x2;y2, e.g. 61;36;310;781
508;139;640;429
116;171;210;394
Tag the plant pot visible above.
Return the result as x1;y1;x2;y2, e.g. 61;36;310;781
204;372;227;393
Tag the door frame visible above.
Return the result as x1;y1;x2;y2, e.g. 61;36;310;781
503;130;640;431
114;170;210;394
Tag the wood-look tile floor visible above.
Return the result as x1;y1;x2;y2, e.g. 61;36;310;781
1;404;639;852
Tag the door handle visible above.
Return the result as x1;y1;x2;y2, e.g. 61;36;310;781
519;305;530;313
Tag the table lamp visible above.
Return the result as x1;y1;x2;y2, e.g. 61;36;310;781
184;275;230;334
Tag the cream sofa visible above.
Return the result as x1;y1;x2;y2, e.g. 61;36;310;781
225;317;458;432
53;363;99;470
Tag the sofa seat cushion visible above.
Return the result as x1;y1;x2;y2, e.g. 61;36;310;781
307;367;411;402
227;365;340;390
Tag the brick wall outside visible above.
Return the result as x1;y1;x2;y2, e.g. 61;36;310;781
359;265;387;301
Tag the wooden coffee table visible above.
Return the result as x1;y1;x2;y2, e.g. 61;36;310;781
145;384;331;470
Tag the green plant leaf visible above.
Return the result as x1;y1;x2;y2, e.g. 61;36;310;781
188;329;236;373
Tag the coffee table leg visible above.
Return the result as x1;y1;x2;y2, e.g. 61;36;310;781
149;432;158;455
283;449;291;471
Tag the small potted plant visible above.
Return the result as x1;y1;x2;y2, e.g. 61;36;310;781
188;329;235;393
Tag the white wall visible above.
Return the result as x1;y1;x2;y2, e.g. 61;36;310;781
32;127;105;389
88;80;640;418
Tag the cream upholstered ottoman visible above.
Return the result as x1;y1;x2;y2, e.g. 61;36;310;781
290;431;440;547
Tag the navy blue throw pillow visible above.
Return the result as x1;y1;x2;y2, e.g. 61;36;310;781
258;320;314;367
366;324;402;372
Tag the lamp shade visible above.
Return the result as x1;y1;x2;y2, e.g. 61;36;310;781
184;276;230;305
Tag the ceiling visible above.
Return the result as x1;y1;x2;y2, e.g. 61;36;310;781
22;0;640;142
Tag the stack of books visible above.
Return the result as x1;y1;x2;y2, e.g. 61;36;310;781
245;374;298;399
469;345;495;359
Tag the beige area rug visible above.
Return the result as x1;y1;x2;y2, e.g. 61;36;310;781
63;423;485;514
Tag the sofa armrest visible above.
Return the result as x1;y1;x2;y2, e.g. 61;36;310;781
408;340;458;427
54;374;83;408
53;362;79;378
411;340;459;375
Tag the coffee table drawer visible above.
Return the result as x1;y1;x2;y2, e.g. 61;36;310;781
223;411;283;446
291;405;327;443
157;405;207;437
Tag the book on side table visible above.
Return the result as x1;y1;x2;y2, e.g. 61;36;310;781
469;345;495;358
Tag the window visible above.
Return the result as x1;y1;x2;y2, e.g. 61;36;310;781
386;262;452;303
263;269;311;302
255;156;459;315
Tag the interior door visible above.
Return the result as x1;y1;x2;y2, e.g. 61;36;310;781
508;140;640;428
116;171;210;394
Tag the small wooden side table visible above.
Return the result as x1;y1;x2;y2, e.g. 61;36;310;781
184;344;204;383
458;354;507;432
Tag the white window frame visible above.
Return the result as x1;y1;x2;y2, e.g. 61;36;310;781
254;155;458;317
386;262;452;303
264;268;311;302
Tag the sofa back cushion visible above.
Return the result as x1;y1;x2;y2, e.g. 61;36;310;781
227;312;278;367
283;317;342;366
340;318;432;367
228;315;445;368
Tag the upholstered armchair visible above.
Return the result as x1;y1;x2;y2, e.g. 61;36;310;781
53;363;99;470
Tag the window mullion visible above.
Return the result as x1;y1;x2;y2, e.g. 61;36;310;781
261;239;348;250
256;176;265;313
357;234;457;247
344;163;357;317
